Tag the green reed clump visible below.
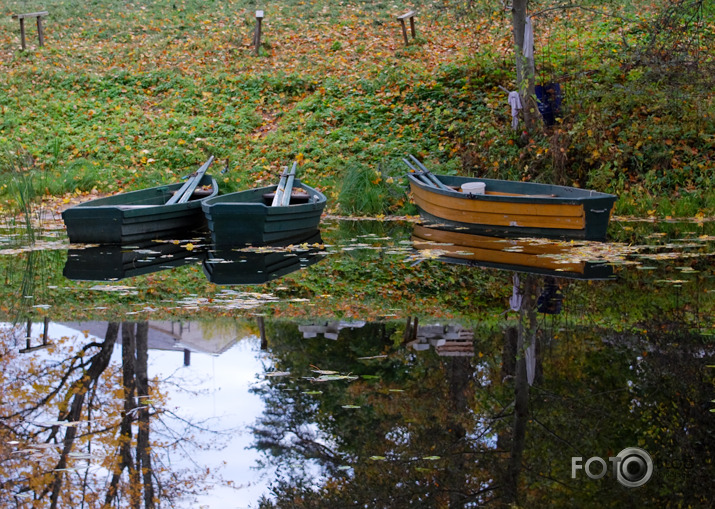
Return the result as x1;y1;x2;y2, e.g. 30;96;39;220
338;162;408;216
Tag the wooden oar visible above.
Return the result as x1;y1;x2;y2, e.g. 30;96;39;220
176;155;215;204
279;162;297;207
408;155;451;191
166;156;215;205
403;158;441;188
271;166;289;206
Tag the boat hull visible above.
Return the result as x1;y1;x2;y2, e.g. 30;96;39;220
201;180;326;247
62;175;218;244
407;174;616;241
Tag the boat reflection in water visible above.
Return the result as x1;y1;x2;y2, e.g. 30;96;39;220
62;230;324;285
411;223;614;280
63;239;207;281
203;230;325;285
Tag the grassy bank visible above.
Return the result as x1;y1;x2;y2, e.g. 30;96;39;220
1;0;713;217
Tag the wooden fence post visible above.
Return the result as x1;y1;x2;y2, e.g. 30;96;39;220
37;15;45;46
18;17;26;50
254;10;264;56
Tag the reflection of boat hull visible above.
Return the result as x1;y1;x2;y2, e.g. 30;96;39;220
412;224;613;279
201;180;326;248
64;241;205;281
62;175;218;244
407;174;616;241
203;231;324;285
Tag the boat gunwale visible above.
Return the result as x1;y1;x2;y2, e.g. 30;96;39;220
202;180;327;212
406;173;616;204
66;175;219;211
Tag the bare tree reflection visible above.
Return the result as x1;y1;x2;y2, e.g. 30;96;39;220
0;321;214;508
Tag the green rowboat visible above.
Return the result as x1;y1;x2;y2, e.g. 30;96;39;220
201;180;326;248
62;174;218;244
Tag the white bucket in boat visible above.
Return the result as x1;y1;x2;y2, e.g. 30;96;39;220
461;182;486;194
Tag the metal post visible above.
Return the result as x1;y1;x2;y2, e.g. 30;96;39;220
42;316;49;345
26;319;32;349
257;316;267;350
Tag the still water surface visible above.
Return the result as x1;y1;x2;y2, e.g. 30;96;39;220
0;215;713;508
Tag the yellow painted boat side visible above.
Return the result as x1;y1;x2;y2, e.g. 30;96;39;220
411;185;586;230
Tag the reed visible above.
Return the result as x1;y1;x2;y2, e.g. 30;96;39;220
1;145;51;247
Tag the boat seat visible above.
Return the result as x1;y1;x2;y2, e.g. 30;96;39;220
261;192;311;206
168;188;214;201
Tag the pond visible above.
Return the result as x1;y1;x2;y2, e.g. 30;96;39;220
0;212;713;508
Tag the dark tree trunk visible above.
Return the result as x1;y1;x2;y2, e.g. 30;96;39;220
106;323;140;507
135;322;155;509
511;0;539;134
49;322;120;509
502;275;539;506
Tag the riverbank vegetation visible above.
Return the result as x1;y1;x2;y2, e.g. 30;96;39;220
1;0;713;217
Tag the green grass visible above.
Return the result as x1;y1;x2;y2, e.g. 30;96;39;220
0;0;712;218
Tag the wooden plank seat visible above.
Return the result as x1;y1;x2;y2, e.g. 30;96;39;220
262;191;311;206
396;10;416;45
11;11;48;50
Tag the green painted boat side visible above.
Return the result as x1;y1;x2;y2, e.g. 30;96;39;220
62;175;218;244
407;174;616;241
201;180;327;247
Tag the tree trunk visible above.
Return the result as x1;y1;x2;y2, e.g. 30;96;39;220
135;322;155;509
502;275;539;506
511;0;540;134
49;323;120;509
106;323;140;507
